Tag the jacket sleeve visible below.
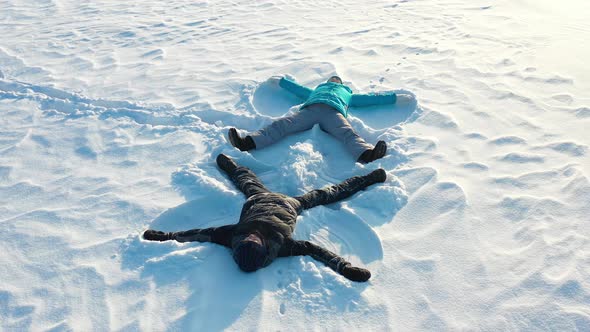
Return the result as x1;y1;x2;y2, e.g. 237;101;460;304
350;91;397;107
279;77;313;100
282;239;350;275
172;225;235;248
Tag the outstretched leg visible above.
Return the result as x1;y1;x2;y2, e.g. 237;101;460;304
317;108;374;161
248;106;320;149
217;154;270;198
295;169;387;210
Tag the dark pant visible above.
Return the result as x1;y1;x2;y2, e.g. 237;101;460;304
249;104;373;160
229;166;271;198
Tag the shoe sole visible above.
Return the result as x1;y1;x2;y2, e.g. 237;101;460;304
216;153;237;172
374;169;387;182
373;141;387;159
228;128;240;149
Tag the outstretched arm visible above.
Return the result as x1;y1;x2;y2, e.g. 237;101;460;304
350;91;397;107
295;169;386;210
143;225;235;248
278;77;313;100
283;239;371;282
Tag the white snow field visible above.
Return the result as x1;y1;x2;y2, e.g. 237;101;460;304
1;0;589;330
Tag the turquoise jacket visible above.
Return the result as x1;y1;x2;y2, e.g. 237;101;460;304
279;77;397;118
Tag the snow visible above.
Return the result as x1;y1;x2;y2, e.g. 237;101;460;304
1;0;589;330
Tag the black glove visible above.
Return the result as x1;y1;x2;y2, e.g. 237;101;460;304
341;264;371;282
143;230;174;242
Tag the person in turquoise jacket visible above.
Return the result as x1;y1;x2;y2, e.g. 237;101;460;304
228;75;415;163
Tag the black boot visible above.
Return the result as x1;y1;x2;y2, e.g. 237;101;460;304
366;168;387;183
228;128;256;151
216;153;239;173
358;141;387;164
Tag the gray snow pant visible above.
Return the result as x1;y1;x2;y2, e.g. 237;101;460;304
249;104;373;160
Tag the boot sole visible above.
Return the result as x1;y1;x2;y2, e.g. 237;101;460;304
373;141;387;160
216;153;238;172
228;128;240;149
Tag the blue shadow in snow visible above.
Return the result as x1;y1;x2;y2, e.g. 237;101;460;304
120;188;259;331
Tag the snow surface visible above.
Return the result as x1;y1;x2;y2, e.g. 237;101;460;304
1;0;589;330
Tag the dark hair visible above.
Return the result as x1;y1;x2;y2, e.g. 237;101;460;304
328;76;343;84
233;240;267;272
